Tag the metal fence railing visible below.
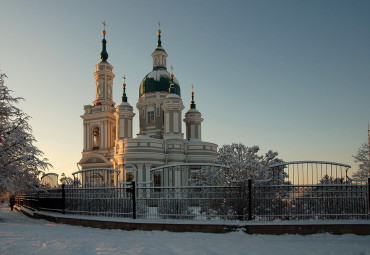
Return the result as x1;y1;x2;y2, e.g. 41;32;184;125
253;183;368;220
136;185;248;220
16;179;369;221
64;186;133;218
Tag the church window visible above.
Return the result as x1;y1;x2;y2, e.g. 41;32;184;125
92;126;100;150
147;111;155;124
108;171;115;186
154;173;161;192
89;172;103;186
112;126;116;141
154;173;161;186
126;172;134;182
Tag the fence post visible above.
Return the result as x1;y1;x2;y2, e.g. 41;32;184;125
131;181;136;219
248;178;252;221
61;184;65;215
36;192;40;211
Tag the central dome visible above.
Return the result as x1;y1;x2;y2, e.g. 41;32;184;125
139;67;181;98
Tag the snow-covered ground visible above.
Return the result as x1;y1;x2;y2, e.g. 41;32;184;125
0;204;369;255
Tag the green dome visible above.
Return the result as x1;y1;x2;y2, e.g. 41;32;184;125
139;67;181;98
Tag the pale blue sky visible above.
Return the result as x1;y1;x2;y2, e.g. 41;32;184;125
1;0;369;177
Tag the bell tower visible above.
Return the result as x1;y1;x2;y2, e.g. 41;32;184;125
93;21;115;106
79;22;116;169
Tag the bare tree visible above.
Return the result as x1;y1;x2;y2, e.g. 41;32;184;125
60;173;73;185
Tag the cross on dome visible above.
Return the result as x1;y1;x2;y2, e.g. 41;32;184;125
190;84;196;109
157;22;162;47
170;65;174;79
102;21;107;30
122;75;128;103
101;21;107;37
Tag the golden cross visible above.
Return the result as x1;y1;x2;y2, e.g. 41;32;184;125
191;84;194;92
158;21;161;30
102;20;107;30
170;65;173;74
123;75;126;83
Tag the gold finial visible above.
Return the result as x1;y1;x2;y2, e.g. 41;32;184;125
191;84;194;96
102;20;107;35
157;21;161;35
122;75;126;87
170;65;174;78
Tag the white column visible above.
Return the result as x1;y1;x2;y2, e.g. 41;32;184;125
145;164;151;188
173;112;179;133
137;164;143;182
128;119;132;138
165;112;170;133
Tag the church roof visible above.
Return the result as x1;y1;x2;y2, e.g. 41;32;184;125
139;68;181;98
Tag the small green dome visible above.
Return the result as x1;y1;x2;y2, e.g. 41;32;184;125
139;67;181;98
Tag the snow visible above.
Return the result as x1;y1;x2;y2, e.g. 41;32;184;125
165;93;180;99
14;206;370;226
133;135;153;139
118;101;132;107
185;138;202;142
146;69;179;84
1;204;370;255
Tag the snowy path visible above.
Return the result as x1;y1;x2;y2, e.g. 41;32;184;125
0;204;370;255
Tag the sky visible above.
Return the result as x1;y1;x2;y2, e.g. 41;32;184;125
0;0;369;178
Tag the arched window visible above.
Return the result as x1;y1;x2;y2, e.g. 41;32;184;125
126;172;134;182
89;173;103;186
92;126;100;150
154;173;161;192
147;111;155;124
154;173;161;186
112;126;116;141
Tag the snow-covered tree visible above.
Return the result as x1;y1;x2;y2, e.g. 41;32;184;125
215;143;286;184
191;143;287;220
352;143;370;179
0;71;51;194
60;173;73;185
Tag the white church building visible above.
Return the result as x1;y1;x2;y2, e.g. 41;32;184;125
77;26;218;186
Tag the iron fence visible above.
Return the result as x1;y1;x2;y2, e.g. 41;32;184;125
64;185;133;217
253;183;368;220
16;179;369;221
15;193;39;211
136;185;248;220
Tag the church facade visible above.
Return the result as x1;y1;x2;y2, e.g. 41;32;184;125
78;27;217;185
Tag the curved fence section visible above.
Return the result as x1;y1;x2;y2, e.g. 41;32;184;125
268;161;352;185
16;162;369;221
72;168;121;187
254;161;369;220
